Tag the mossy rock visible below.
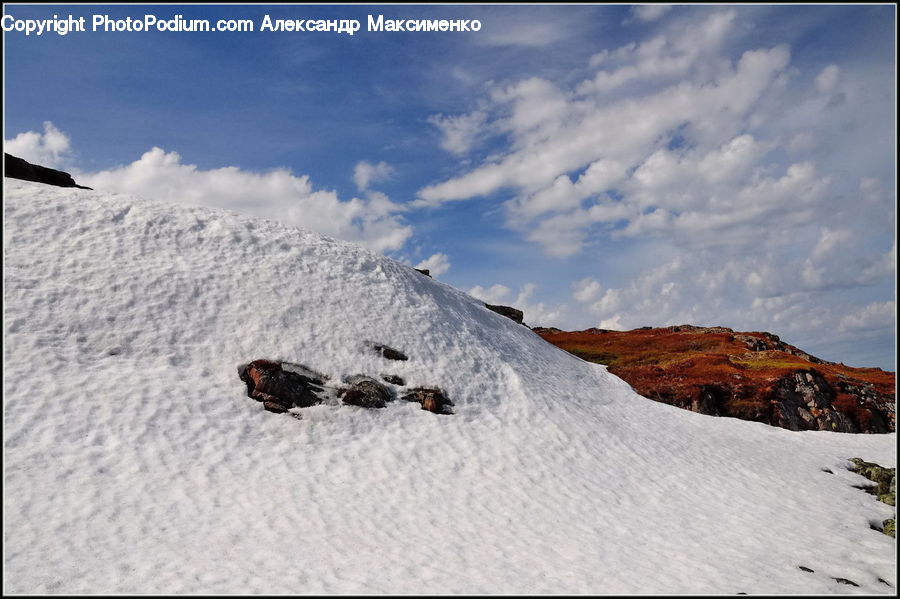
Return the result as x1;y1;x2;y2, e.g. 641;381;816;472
848;458;896;506
883;519;895;538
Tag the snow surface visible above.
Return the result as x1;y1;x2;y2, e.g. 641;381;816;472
3;178;896;594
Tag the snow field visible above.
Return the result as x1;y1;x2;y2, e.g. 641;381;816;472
3;179;895;594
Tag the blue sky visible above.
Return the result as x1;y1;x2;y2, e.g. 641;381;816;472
4;4;896;369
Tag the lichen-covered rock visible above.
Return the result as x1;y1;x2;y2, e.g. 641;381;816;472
381;374;405;386
882;518;895;538
402;387;454;415
848;457;896;506
340;375;393;409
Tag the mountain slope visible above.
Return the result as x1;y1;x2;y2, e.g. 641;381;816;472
536;326;895;433
3;179;896;594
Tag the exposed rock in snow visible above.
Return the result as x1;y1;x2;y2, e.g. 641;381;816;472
402;387;454;415
239;359;326;409
340;375;393;409
485;303;525;325
371;343;409;361
4;152;92;189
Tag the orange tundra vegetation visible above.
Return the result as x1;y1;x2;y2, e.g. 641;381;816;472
535;325;895;433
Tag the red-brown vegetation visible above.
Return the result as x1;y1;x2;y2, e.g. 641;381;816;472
535;325;895;433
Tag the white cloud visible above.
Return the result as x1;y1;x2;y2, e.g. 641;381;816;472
572;277;603;303
428;111;488;156
476;14;574;48
70;144;411;253
468;282;566;327
629;5;673;23
815;64;840;93
353;160;394;191
468;283;512;305
4;121;72;169
838;300;896;334
415;253;451;278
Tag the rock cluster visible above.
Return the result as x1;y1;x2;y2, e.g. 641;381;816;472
848;457;896;538
238;345;453;417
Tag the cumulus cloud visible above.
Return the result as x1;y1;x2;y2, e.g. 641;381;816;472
415;253;451;278
3;123;414;253
629;5;673;23
572;277;603;304
4;121;73;168
353;160;394;192
428;111;488;156
469;282;566;327
838;301;896;334
415;8;894;366
815;64;840;93
75;147;411;252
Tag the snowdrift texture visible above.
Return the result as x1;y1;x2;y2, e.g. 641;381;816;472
3;179;896;594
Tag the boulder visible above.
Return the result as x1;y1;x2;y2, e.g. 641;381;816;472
402;387;453;415
381;374;405;386
340;375;392;409
239;359;325;409
415;268;432;277
5;153;92;189
372;343;408;361
485;303;524;325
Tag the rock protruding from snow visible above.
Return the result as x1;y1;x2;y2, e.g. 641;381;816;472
239;359;326;410
372;343;409;361
381;374;405;386
402;387;454;415
485;303;525;325
340;375;393;409
4;153;93;190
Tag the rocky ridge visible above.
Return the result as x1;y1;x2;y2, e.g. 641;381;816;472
536;325;895;433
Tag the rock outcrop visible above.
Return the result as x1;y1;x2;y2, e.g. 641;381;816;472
485;303;525;325
4;153;92;189
537;325;895;433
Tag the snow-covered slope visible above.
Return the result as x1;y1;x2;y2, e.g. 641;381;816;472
3;179;895;594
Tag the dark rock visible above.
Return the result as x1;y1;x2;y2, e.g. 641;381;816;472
485;303;524;325
5;153;92;189
373;343;408;361
832;578;859;587
381;374;405;386
239;359;324;409
340;375;392;409
773;370;859;433
693;385;728;416
532;326;562;334
402;387;454;415
798;566;814;573
263;401;287;414
415;268;431;277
